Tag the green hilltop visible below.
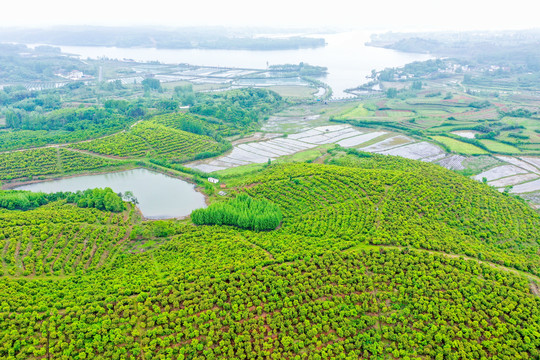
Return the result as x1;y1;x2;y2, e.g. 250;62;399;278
0;153;539;359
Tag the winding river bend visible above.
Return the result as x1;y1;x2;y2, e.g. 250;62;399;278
40;31;431;98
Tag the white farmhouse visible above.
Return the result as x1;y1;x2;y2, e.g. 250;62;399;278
67;70;84;80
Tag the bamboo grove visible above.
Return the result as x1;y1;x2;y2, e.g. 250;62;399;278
191;194;282;231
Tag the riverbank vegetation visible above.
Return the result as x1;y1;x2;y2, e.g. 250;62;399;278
0;187;125;212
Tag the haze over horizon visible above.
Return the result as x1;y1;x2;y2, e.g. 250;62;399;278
3;0;539;33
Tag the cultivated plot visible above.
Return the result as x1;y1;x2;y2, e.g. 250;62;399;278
437;155;466;170
510;179;540;194
473;165;529;182
451;131;480;139
521;156;540;170
261;115;322;133
379;142;446;161
184;120;540;208
495;156;540;174
360;135;414;152
489;173;540;187
338;132;389;147
187;125;365;172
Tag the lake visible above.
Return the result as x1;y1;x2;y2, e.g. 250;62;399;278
45;31;431;98
13;168;206;219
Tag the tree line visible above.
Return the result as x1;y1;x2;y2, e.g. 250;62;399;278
192;194;282;231
0;187;125;212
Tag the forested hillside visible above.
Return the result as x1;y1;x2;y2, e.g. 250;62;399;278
0;155;538;359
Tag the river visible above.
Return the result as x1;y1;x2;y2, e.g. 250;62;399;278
47;31;431;98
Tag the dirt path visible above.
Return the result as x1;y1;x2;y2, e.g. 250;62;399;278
98;225;133;268
50;229;78;275
531;281;540;297
1;241;9;273
55;148;64;174
421;248;540;284
241;237;275;261
61;147;128;162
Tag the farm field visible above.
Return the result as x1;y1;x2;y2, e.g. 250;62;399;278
0;203;134;277
183;98;540;208
187;124;369;173
363;135;414;152
335;104;371;119
510;178;540;193
266;85;317;98
1;158;539;359
71;132;151;157
332;83;540;162
381;142;444;161
0;147;121;181
522;156;540;169
131;122;223;161
452;130;481;139
496;155;540;174
72;121;225;162
437;154;467;170
479;139;522;154
473;165;529;182
489;173;539;187
431;136;488;155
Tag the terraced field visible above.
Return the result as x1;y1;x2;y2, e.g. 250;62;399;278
72;121;224;162
0;203;134;277
431;136;489;155
186;115;540;208
244;162;540;273
72;133;151;157
132;122;223;160
187;124;371;173
443;107;500;121
0;148;59;180
0;147;119;181
478;139;522;154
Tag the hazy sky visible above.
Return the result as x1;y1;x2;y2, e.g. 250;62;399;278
2;0;538;32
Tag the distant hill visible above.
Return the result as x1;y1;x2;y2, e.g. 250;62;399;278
368;29;540;65
0;26;326;50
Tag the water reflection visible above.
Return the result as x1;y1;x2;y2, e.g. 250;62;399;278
14;168;206;219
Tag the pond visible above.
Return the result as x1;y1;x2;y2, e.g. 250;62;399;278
13;168;206;219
